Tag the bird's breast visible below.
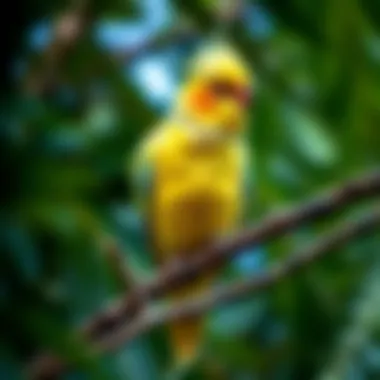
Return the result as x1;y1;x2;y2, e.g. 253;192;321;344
154;154;240;253
157;157;237;211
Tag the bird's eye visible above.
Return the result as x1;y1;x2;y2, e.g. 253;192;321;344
209;80;252;106
209;80;235;96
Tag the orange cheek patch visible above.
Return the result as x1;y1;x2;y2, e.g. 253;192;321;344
189;88;216;114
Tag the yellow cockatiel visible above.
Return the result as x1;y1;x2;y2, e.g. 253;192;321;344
131;42;253;366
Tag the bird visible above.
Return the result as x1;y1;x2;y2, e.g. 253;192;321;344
129;41;254;368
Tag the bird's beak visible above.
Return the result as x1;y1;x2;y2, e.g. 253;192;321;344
236;87;252;108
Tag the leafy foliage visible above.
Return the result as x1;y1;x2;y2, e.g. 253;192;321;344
1;0;380;379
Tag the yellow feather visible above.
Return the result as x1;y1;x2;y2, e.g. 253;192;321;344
131;43;253;366
134;123;248;364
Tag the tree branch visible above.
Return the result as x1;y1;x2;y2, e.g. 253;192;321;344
82;170;380;341
28;170;380;379
97;209;380;352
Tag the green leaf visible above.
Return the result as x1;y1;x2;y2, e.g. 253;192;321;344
283;104;338;167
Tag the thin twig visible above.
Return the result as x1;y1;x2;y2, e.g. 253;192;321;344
24;0;91;96
100;234;145;317
28;170;380;379
100;235;138;289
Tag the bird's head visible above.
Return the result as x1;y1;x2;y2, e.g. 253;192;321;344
175;43;253;138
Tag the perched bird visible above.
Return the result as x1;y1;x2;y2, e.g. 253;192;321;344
130;42;254;367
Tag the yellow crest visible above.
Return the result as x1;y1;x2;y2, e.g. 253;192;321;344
187;41;253;87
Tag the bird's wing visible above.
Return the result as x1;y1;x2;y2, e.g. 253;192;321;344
130;126;164;215
130;146;155;216
129;128;165;263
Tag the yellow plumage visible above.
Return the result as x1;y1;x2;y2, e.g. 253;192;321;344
130;42;253;366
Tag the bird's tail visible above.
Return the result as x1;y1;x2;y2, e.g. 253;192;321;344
168;313;203;365
167;276;211;366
